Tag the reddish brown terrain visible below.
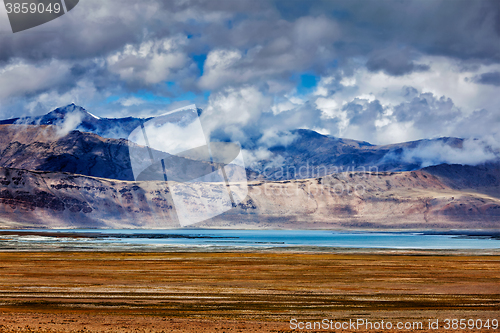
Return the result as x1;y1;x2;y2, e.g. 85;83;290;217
0;252;498;332
0;122;498;229
0;163;498;229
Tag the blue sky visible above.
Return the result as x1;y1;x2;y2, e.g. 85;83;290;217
0;0;499;147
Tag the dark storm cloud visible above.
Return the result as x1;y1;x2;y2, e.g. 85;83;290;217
276;0;500;62
1;0;499;69
471;71;500;86
366;48;430;76
0;0;155;62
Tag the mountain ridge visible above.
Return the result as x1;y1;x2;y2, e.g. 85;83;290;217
0;104;149;140
2;104;498;182
0;124;257;182
0;104;498;230
0;163;497;229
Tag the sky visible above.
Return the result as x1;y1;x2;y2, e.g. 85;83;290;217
0;0;499;147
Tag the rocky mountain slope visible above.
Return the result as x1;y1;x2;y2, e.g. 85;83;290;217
0;163;498;229
0;104;148;140
0;124;255;182
4;104;497;181
0;104;498;230
0;125;134;180
259;129;473;180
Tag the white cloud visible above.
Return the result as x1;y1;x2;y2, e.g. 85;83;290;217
271;94;305;115
55;111;85;138
23;80;98;116
0;60;71;100
352;56;500;115
339;76;356;87
257;128;298;148
120;96;146;107
304;55;500;145
201;86;272;143
375;121;420;145
139;113;207;155
107;37;188;85
242;147;285;171
199;49;243;90
402;138;498;167
315;97;350;136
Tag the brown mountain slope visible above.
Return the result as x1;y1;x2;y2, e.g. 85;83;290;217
0;125;134;180
1;124;490;183
0;125;256;183
423;163;500;198
0;164;498;229
205;163;500;229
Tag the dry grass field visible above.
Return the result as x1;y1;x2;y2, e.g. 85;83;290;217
0;252;498;332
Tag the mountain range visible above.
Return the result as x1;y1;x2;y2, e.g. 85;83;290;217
0;104;498;229
2;104;497;181
0;104;147;140
0;162;498;229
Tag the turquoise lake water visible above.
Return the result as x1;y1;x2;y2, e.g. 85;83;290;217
0;229;499;251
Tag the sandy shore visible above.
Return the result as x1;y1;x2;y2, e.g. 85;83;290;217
0;252;498;332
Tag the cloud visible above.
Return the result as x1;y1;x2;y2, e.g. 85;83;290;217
132;108;207;156
305;56;500;143
0;0;160;62
200;86;272;144
0;0;499;159
257;128;298;148
55;110;85;138
0;60;71;99
393;92;461;133
198;49;243;90
401;138;498;168
24;80;98;117
293;15;340;47
120;96;146;107
241;147;277;170
471;71;500;86
366;47;430;76
107;37;189;85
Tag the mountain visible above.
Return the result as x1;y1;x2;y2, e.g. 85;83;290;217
0;124;256;182
249;129;483;180
0;104;149;140
207;162;500;229
0;124;135;180
0;122;457;182
0;104;498;230
3;104;496;182
0;163;497;229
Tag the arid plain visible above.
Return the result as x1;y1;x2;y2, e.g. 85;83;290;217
0;251;498;332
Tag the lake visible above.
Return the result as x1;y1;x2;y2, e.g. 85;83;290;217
0;229;499;251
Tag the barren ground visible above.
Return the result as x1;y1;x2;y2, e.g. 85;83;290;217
0;252;498;332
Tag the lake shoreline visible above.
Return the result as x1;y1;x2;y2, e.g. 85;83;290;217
1;229;499;253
